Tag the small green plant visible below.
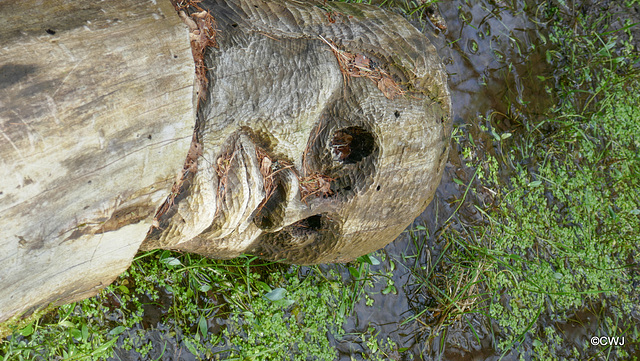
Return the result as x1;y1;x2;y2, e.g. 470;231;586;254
1;298;125;360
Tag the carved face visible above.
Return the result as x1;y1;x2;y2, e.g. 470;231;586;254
142;0;451;264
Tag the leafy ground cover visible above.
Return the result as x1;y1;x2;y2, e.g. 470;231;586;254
1;252;351;360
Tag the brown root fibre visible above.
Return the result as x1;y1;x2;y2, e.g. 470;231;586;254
299;173;334;203
319;35;405;100
171;0;218;103
256;145;333;208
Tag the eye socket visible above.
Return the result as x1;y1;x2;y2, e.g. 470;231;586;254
330;126;375;164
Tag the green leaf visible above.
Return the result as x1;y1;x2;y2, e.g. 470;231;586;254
339;302;346;316
528;180;542;187
160;257;182;266
71;328;82;340
19;323;34;337
630;209;640;215
356;254;380;266
491;129;500;142
501;132;512;140
199;284;211;293
370;340;378;353
454;178;465;186
348;266;360;279
117;285;129;294
264;288;287;301
255;281;272;293
184;339;198;356
90;336;118;357
538;32;546;45
198;315;208;338
58;320;75;328
533;339;543;347
82;324;89;341
109;326;126;336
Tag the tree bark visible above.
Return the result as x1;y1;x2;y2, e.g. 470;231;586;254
0;0;194;327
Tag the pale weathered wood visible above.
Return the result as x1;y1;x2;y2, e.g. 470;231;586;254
0;0;194;327
142;0;452;264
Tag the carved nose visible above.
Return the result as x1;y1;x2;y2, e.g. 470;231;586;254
252;147;339;234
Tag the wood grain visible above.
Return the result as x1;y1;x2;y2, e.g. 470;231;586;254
0;0;194;326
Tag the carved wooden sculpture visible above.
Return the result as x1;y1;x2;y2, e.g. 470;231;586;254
0;0;450;328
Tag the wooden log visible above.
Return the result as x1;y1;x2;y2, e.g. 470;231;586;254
0;0;194;327
0;0;452;330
